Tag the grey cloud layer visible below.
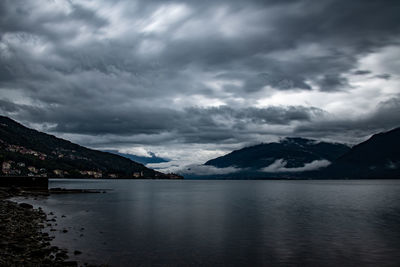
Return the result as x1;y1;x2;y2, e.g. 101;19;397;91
0;98;321;143
1;0;400;151
294;97;400;141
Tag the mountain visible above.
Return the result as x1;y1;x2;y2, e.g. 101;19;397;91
201;129;400;179
205;137;350;171
103;150;169;165
0;116;182;179
324;127;400;179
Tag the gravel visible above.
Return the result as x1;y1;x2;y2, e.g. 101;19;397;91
0;188;78;266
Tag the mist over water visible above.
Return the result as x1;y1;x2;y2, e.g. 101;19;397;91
25;179;400;266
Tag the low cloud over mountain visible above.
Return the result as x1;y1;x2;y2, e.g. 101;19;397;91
262;159;331;173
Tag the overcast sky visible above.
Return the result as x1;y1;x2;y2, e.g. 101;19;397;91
1;0;400;172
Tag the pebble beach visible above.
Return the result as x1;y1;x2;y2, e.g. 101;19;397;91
0;188;80;266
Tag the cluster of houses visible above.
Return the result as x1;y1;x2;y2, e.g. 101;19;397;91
6;145;47;161
1;159;182;179
1;160;149;178
5;143;90;162
52;149;88;161
1;160;48;177
1;160;114;178
78;171;145;178
79;170;104;178
1;140;183;179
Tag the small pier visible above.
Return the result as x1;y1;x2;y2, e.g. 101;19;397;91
0;176;48;190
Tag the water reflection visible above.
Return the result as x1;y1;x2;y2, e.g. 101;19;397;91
25;180;400;266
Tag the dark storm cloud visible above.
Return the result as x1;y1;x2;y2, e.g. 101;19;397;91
316;74;350;92
0;99;18;112
353;70;372;76
0;97;321;144
1;0;400;155
375;74;391;80
294;97;400;142
243;73;311;92
2;0;400;87
0;1;107;36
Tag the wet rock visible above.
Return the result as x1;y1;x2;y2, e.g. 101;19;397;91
56;251;68;259
30;249;47;257
61;261;78;266
19;203;33;209
43;258;53;264
0;189;81;266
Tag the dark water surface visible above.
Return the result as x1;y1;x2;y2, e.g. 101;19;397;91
22;179;400;266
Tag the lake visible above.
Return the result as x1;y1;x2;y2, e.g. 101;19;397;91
20;179;400;266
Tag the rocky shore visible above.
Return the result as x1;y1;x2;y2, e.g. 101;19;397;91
0;188;80;266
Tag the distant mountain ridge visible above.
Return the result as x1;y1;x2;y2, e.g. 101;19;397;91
324;127;400;179
205;137;350;170
202;129;400;179
0;116;182;179
2;115;398;180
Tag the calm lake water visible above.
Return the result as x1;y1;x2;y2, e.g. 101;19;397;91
21;179;400;266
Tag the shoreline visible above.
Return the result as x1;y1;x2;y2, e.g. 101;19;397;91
0;187;95;266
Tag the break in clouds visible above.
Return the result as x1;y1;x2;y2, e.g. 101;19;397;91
1;0;400;172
